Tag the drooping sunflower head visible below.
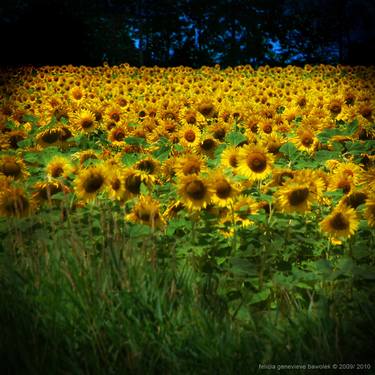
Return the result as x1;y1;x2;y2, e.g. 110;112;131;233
126;195;165;229
33;180;67;203
320;205;359;240
196;99;216;119
0;155;28;180
0;187;32;218
74;164;108;202
134;156;160;184
341;190;368;209
177;174;213;211
238;144;274;181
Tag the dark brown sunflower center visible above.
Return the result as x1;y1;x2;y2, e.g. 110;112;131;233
198;103;214;117
125;174;141;194
213;128;226;141
330;105;341;114
263;124;272;134
343;192;367;209
229;155;238;168
201;139;215;151
186;114;196;124
330;213;349;230
83;173;104;193
113;130;125;141
59;127;73;141
9;134;25;149
186;180;206;200
338;180;351;194
183;162;200;175
288;188;309;206
137;160;155;174
136;209;151;222
111;178;121;191
184;130;196;142
41;130;60;143
216;180;232;199
302;136;313;147
51;166;64;178
81;119;94;129
248;153;267;173
110;113;120;122
2;161;21;177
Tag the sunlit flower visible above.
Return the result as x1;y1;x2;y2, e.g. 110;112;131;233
74;164;108;201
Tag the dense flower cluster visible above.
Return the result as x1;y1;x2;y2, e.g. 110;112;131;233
0;63;374;242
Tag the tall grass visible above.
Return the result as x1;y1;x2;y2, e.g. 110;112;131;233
1;203;374;374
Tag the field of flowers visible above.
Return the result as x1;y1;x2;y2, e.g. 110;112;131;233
0;63;374;373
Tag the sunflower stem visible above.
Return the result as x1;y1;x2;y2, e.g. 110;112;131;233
230;202;237;253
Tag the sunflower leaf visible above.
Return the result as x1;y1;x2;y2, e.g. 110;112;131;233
225;131;247;146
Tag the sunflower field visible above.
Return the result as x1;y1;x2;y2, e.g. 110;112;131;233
0;63;375;373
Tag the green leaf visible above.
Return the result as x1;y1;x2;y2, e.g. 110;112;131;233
225;131;247;146
279;142;298;159
249;288;270;305
125;136;148;147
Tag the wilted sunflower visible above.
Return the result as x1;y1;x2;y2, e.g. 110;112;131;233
126;195;165;229
0;155;28;180
0;187;32;217
72;109;97;133
175;154;206;178
33;180;67;204
208;170;239;207
75;164;108;201
364;198;375;227
163;200;185;220
178;124;201;148
275;181;314;213
46;156;73;178
238;144;274;181
177;174;213;211
320;205;359;240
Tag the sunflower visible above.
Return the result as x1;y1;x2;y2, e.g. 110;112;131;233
33;180;67;203
134;156;160;184
108;125;128;146
126;195;165;229
223;195;259;229
0;187;32;218
328;173;355;195
105;105;123;123
237;144;274;181
74;164;108;201
163;200;185;220
196;99;217;119
175;153;206;178
0;155;28;180
46;156;73;178
291;127;318;154
178;124;201;148
179;107;205;128
220;146;240;173
320;205;359;240
195;134;218;158
364;198;375;227
73;149;100;166
106;169;125;201
340;190;368;209
122;167;144;199
275;181;315;213
36;127;63;147
177;174;213;211
72;109;97;133
208;170;239;207
70;86;85;104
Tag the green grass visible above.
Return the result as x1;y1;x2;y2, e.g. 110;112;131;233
1;204;374;374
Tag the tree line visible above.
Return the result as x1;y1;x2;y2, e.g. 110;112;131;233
1;0;374;67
